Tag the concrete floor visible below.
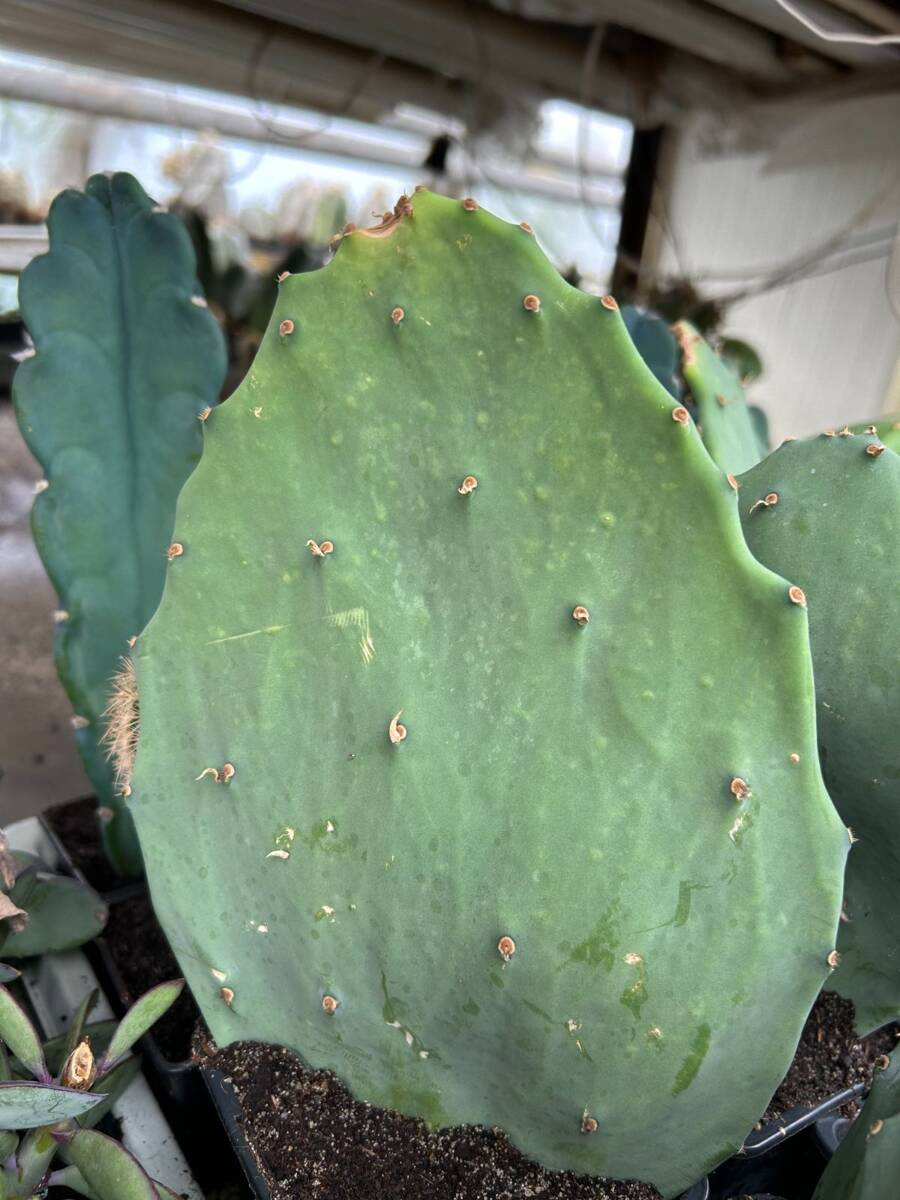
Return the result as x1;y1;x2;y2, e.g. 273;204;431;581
0;404;89;823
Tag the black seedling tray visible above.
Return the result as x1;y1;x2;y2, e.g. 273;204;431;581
204;1066;270;1197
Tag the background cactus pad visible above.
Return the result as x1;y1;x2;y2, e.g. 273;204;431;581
739;433;900;1034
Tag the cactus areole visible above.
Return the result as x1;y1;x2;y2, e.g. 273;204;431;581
132;192;847;1196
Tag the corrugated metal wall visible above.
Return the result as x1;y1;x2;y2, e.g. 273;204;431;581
650;95;900;443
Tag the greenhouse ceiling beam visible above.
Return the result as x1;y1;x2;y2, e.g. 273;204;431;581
232;0;795;83
0;57;624;209
0;0;745;131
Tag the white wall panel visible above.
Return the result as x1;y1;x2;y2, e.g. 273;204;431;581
652;98;900;442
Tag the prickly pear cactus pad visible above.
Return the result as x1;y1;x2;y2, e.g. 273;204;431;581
739;434;900;1035
674;321;767;477
621;305;681;399
13;173;226;876
132;192;847;1197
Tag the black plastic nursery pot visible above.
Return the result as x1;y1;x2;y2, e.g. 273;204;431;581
203;1065;711;1200
706;1085;866;1200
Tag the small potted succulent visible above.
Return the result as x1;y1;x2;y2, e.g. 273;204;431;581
0;973;184;1198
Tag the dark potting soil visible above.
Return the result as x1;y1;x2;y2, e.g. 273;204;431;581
206;1041;663;1200
761;990;897;1122
44;796;124;893
103;892;203;1063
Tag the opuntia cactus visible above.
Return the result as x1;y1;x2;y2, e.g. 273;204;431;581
127;191;847;1196
738;433;900;1033
620;305;681;398
0;830;107;961
13;172;227;877
0;976;183;1198
674;320;767;476
813;1051;899;1200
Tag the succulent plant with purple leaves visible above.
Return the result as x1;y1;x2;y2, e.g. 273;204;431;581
0;830;107;969
0;976;183;1199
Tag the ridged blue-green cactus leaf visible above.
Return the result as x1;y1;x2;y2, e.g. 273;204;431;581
13;173;227;876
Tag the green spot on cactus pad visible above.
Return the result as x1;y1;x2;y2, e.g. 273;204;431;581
132;192;846;1197
740;435;900;1034
672;1023;711;1096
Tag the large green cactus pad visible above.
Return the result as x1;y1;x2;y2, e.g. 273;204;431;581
739;435;900;1033
132;193;846;1196
674;321;766;477
813;1054;900;1200
14;173;226;876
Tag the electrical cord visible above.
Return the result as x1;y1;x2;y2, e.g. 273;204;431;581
772;0;900;46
